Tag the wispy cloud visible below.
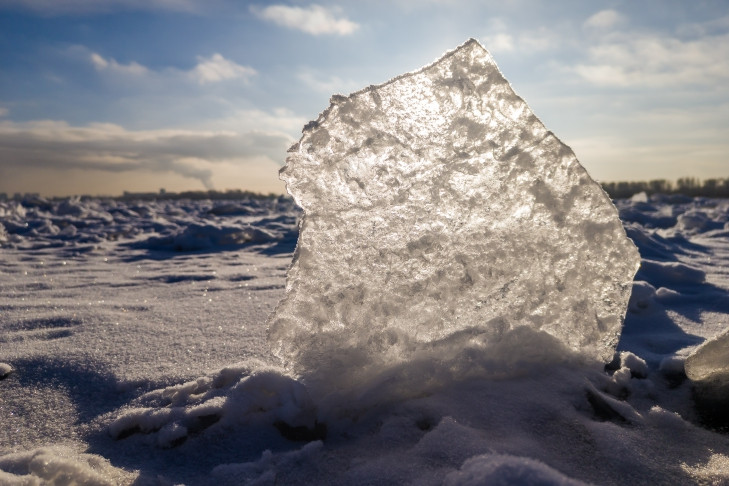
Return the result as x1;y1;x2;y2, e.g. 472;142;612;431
252;4;358;36
480;20;560;55
201;108;307;136
583;9;625;31
90;52;148;76
190;53;257;85
297;70;359;94
574;28;729;87
481;33;514;53
0;120;293;189
85;49;257;86
677;15;729;37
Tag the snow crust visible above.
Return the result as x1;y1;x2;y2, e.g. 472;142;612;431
270;38;640;387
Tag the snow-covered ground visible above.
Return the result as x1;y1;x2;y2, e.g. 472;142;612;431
1;193;729;485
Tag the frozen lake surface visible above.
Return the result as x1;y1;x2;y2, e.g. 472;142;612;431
2;194;729;484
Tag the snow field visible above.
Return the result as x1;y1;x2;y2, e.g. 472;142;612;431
1;194;729;484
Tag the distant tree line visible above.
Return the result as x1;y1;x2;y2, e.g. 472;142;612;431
4;179;729;203
600;177;729;199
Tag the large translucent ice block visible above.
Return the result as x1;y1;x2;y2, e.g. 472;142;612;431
269;39;640;381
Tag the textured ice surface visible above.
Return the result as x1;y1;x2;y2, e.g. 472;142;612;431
269;39;640;383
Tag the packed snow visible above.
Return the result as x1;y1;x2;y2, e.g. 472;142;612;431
1;192;729;484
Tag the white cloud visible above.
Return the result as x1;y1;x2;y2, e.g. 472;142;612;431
190;53;257;85
574;30;729;87
584;9;625;30
89;52;107;69
678;15;729;37
481;29;559;55
201;107;307;136
297;70;359;94
481;33;514;52
480;19;560;55
516;29;561;52
252;4;359;36
0;119;294;189
90;52;148;76
86;50;257;86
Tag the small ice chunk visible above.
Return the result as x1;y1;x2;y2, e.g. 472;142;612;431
619;351;648;378
0;362;12;380
269;39;640;383
686;329;729;430
685;328;729;382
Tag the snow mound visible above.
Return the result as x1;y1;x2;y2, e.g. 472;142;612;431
134;223;277;252
443;453;586;486
0;195;301;257
212;441;323;485
0;446;134;485
108;361;317;449
638;259;706;286
676;209;727;234
269;38;640;388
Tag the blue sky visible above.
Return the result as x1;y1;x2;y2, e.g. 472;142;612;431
0;0;727;197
